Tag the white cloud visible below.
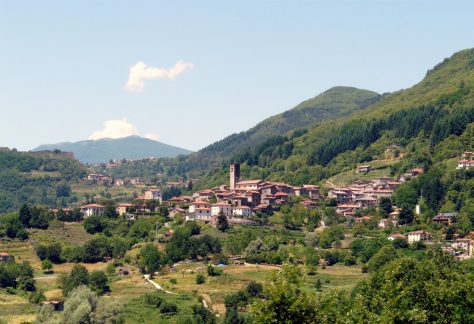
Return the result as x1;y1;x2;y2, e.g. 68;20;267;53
144;133;160;141
89;118;138;140
124;60;193;92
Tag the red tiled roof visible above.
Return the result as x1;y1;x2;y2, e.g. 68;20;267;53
81;204;105;208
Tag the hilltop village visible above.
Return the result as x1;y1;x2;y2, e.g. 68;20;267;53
74;151;474;259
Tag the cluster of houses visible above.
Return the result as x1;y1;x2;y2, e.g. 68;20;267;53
80;188;164;218
87;173;143;187
457;151;474;170
329;177;402;217
181;164;320;225
86;172;199;188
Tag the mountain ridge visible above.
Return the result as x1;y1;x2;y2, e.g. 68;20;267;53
183;86;382;173
33;135;192;164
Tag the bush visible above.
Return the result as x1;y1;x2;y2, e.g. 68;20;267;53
29;291;45;304
18;277;36;291
35;242;62;263
84;236;112;262
41;259;53;273
343;255;357;266
89;271;109;295
62;264;89;296
196;273;206;285
246;281;263;297
207;265;223;277
84;215;107;234
159;301;178;314
144;292;163;307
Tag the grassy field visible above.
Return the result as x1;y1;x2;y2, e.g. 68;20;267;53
153;262;368;315
0;291;38;324
326;158;399;187
29;220;93;246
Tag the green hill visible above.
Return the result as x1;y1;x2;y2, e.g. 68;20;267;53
183;86;381;173
0;149;86;212
190;49;474;204
33;136;192;164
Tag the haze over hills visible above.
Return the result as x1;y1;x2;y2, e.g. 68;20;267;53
184;86;382;172
33;136;192;164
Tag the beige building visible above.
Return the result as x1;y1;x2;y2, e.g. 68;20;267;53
80;204;105;217
144;189;162;203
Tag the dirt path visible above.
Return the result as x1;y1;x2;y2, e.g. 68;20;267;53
143;274;177;294
144;274;215;313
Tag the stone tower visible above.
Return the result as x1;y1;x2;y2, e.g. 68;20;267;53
229;163;240;190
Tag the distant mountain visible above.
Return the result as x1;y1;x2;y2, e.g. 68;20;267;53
33;136;192;164
185;86;381;172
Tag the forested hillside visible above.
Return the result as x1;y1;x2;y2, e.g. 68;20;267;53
0;150;86;212
187;49;474;215
182;87;381;172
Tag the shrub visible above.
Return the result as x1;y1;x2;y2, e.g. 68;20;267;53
207;265;223;277
89;271;109;295
35;242;62;263
29;291;45;304
246;281;263;297
41;259;53;273
159;301;178;314
196;273;206;284
144;292;163;307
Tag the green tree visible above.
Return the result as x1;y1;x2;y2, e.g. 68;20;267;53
84;236;112;262
367;245;400;272
62;265;89;296
41;259;53;273
83;215;107;234
94;299;123;324
19;204;31;226
216;212;229;232
379;197;392;216
138;243;162;274
63;285;97;324
89;271;109;295
249;262;317;323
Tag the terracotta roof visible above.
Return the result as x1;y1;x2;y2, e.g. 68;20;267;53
117;203;134;207
389;234;406;239
81;204;105;208
409;230;430;235
237;180;264;185
212;202;231;206
193;201;210;205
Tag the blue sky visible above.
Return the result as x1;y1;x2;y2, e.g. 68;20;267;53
1;1;473;151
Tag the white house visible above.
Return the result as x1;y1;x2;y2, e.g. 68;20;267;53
457;159;474;169
211;202;232;216
144;189;162;203
80;204;105;217
388;234;406;241
189;201;211;213
193;208;212;222
232;206;253;217
407;230;431;244
235;180;266;191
